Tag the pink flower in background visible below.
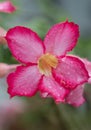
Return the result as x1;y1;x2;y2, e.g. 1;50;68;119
0;1;16;13
5;20;89;105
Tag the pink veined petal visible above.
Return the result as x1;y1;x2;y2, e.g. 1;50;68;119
5;26;44;64
0;1;16;13
53;56;89;89
65;85;85;107
7;65;42;97
39;76;69;103
44;20;79;56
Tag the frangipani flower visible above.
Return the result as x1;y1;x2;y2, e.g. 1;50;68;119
0;1;16;13
5;21;89;104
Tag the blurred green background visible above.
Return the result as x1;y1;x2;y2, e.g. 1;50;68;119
0;0;91;130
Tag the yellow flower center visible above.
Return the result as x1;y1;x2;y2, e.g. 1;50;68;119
38;53;58;76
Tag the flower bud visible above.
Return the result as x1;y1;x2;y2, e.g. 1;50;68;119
0;63;19;78
0;27;7;45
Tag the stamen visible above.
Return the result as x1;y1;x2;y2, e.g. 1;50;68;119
38;53;58;76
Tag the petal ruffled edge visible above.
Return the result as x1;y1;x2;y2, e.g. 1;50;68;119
44;20;79;56
5;26;44;64
7;65;42;97
53;56;89;89
39;76;69;103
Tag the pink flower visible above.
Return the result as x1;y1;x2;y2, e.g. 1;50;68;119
5;20;89;104
0;1;16;13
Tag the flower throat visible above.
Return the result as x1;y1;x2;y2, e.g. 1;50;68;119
38;53;58;76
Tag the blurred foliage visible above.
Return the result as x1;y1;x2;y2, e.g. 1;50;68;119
0;0;91;130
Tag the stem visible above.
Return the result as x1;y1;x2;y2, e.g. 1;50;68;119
51;100;69;130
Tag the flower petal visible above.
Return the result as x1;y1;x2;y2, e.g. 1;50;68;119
6;26;44;64
7;65;42;97
44;20;79;56
0;1;16;13
65;85;85;107
39;76;69;103
81;59;91;83
53;56;89;89
68;55;91;84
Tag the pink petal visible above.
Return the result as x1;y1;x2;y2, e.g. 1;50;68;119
68;55;91;84
5;26;44;64
81;59;91;83
39;76;69;103
7;65;42;97
44;20;79;56
53;56;89;89
0;1;16;13
65;85;85;107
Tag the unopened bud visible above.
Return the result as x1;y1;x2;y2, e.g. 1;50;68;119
0;63;19;78
0;27;7;45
